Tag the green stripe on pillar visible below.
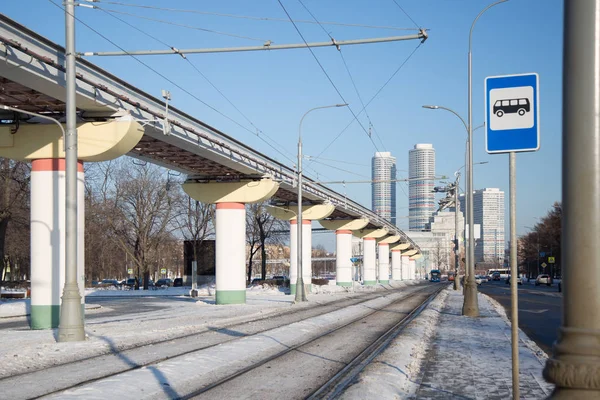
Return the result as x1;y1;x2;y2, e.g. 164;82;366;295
336;282;352;287
379;280;390;284
215;290;246;305
364;280;377;285
30;305;60;329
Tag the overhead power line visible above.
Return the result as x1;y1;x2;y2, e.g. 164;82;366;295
82;0;420;31
277;0;382;154
297;0;388;151
308;40;424;165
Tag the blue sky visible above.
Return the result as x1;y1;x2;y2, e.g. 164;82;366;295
3;0;563;251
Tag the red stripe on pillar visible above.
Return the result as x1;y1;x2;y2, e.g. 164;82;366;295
392;249;401;252
364;237;376;241
216;202;244;209
336;230;352;235
32;159;83;172
290;219;312;225
379;243;389;246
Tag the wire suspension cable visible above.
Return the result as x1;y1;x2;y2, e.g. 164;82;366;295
84;0;420;31
297;0;387;151
391;0;421;29
309;41;423;165
68;1;308;173
99;7;269;42
277;0;381;154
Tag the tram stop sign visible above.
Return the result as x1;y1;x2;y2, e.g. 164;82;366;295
485;73;540;154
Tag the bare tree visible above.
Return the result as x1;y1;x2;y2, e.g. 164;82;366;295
88;159;181;289
246;202;287;282
177;195;215;282
432;239;449;272
0;158;30;281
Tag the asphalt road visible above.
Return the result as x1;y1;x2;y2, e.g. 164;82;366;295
478;280;562;354
0;296;191;330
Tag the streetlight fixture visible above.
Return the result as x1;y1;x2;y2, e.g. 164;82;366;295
465;0;509;318
296;103;348;303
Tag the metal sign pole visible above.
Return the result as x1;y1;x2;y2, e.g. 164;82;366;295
509;151;519;398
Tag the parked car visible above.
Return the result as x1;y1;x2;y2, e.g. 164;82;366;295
121;278;138;289
448;274;455;282
506;275;523;285
251;278;265;285
101;279;120;288
155;278;173;288
492;272;501;281
475;275;485;285
173;278;183;287
535;274;552;286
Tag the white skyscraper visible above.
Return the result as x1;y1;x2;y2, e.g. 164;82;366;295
371;152;397;225
409;144;435;231
460;188;505;264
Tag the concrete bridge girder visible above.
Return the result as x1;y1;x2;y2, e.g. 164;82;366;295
353;227;388;239
0;119;144;161
391;243;411;251
319;218;369;231
378;235;401;245
265;203;335;221
182;179;279;205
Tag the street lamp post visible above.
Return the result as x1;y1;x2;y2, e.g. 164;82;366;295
465;0;509;317
296;104;347;303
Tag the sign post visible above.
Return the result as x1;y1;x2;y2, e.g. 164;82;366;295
485;72;540;399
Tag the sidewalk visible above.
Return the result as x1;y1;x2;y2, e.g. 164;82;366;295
341;288;554;399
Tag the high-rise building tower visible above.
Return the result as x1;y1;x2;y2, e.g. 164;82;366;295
460;188;505;264
371;152;397;225
409;144;435;231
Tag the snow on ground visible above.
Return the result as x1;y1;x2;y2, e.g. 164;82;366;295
341;287;554;399
41;286;426;399
339;286;449;399
0;281;419;380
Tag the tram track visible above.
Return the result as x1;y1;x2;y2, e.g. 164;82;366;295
181;284;444;399
1;283;431;399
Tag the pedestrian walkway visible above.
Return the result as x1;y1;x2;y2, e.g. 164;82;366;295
414;290;553;399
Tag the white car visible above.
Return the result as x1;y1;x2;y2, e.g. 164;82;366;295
475;275;485;285
506;275;523;285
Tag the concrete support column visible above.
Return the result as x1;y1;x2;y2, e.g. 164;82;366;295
378;243;390;284
363;238;377;285
215;203;246;305
409;259;416;280
391;250;401;281
30;159;84;329
401;255;410;281
290;219;312;294
289;220;297;293
335;230;353;287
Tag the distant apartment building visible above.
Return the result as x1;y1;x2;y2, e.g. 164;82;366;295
460;188;505;264
371;152;397;225
409;144;435;231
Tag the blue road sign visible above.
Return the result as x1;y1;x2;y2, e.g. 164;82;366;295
485;73;540;153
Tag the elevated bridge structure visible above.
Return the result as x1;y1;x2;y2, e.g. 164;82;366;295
0;14;420;328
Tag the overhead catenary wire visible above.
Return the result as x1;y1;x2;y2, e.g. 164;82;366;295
72;2;318;175
277;0;381;155
308;40;423;166
82;0;420;31
391;0;421;29
99;7;269;42
297;0;387;151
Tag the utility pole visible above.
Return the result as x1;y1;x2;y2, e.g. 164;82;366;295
58;0;85;342
453;172;461;291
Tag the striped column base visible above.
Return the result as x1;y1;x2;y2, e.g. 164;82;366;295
290;283;312;295
30;304;85;330
363;280;377;286
30;305;60;329
336;282;352;287
215;290;246;305
379;280;390;284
